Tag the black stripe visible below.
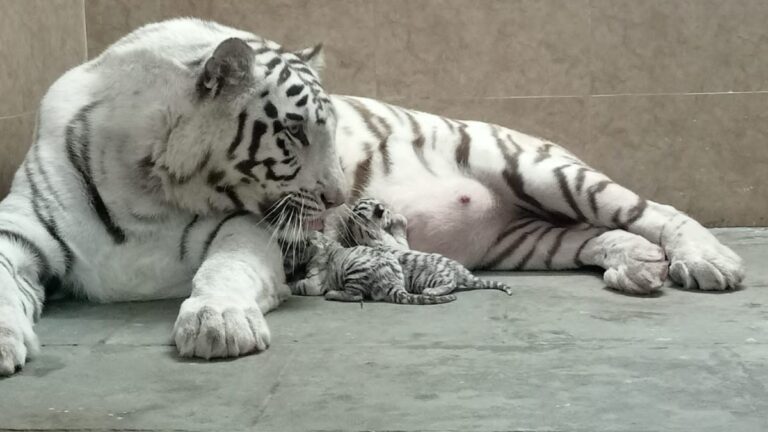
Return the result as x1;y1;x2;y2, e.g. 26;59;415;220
494;218;539;245
31;115;65;207
350;151;374;201
587;180;612;217
249;120;268;160
295;95;308;107
544;229;569;269
286;84;304;97
574;237;592;267
554;165;587;221
574;167;588;193
23;163;73;274
179;215;200;260
207;169;226;186
455;126;471;169
277;65;291;86
201;211;250;260
216;185;245;210
0;230;51;281
483;223;543;270
534;143;553;163
285;112;304;122
403;111;435;175
227;111;248;158
515;226;556;270
264;57;281;71
17;276;42;321
344;98;394;175
622;198;648;227
65;101;126;244
264;102;278;119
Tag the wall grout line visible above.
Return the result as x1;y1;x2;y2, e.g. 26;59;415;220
379;90;768;102
591;90;768;98
0;110;37;121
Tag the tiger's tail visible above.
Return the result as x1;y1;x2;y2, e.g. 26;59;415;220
392;291;456;305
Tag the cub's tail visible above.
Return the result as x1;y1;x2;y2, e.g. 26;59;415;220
392;291;457;305
457;268;513;295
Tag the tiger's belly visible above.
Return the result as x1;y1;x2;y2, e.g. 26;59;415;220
371;176;512;269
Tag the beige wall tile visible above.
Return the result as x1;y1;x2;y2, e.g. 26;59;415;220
382;96;589;153
0;0;86;117
0;113;35;199
591;0;768;95
85;0;375;96
586;93;768;227
374;0;590;99
208;0;376;97
85;0;212;57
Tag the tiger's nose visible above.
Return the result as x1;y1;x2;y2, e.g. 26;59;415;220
320;186;346;209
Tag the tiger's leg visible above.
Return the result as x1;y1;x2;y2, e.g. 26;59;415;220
0;198;71;375
173;213;290;359
483;218;669;294
488;141;744;291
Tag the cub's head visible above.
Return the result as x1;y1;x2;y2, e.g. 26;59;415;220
333;198;395;247
153;37;345;239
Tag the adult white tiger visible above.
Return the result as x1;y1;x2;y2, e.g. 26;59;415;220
0;18;744;375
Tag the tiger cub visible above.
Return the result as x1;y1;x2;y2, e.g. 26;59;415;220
288;198;513;304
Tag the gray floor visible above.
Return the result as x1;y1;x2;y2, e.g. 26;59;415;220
1;228;767;432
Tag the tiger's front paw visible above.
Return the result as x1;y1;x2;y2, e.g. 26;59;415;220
665;227;744;291
0;305;39;376
173;296;270;359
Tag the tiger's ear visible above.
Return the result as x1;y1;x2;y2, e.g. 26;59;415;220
198;38;254;98
293;43;325;76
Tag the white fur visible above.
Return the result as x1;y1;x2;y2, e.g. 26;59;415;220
0;18;342;375
0;18;746;376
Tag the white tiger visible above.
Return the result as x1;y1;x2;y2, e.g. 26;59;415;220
0;18;744;376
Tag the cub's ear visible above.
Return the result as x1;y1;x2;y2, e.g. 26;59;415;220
197;38;254;98
293;43;325;76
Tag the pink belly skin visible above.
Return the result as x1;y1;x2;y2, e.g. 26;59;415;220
377;177;511;269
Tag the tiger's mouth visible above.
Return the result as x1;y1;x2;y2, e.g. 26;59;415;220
259;192;328;239
303;217;325;231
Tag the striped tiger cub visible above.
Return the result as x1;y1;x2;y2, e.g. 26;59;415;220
288;198;513;304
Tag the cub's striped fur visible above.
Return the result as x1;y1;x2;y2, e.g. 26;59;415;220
288;199;513;304
0;18;745;376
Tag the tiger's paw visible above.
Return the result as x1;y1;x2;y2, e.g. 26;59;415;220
173;296;270;359
664;226;744;291
0;305;39;376
591;230;669;295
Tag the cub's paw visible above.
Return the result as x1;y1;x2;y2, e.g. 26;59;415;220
389;214;408;231
665;228;744;291
597;231;669;295
173;297;270;359
0;306;39;376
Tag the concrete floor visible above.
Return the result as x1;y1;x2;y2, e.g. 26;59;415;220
1;228;767;432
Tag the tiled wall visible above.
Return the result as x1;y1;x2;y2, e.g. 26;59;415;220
1;0;766;225
0;0;86;197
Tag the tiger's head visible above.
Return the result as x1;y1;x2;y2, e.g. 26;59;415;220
153;37;345;239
